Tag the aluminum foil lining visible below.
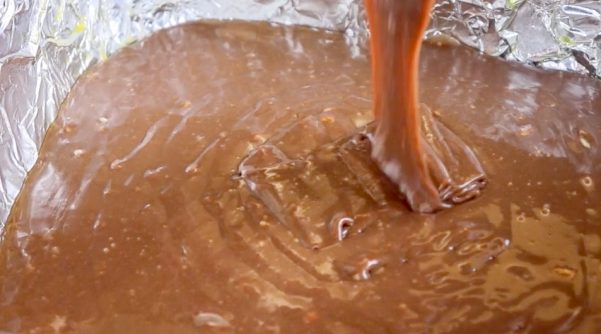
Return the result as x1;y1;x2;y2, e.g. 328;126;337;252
0;0;599;226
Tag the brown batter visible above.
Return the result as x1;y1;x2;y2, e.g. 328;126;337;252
0;21;600;334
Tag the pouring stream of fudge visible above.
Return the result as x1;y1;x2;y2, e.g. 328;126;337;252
365;0;485;213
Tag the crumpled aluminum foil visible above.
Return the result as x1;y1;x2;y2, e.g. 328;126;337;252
431;0;601;76
0;0;599;226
